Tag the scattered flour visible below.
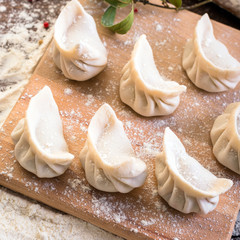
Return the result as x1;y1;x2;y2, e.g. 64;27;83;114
123;40;132;46
85;94;95;106
0;0;67;127
0;1;122;239
64;88;73;95
0;0;239;239
0;5;6;12
0;187;122;240
155;23;163;32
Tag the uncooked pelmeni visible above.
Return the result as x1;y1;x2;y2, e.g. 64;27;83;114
155;127;233;214
80;103;147;193
52;0;107;81
120;34;186;117
211;102;240;174
182;13;240;92
11;86;74;178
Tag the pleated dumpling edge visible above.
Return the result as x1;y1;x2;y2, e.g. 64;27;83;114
79;103;147;193
53;0;107;81
11;86;74;178
182;13;240;92
155;127;233;214
120;34;186;117
211;102;240;175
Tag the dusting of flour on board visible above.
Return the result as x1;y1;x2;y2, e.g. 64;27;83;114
0;0;68;127
0;0;239;239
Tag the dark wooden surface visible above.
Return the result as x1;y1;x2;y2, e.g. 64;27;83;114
183;0;240;30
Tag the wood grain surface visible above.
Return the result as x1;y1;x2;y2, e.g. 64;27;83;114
0;1;239;239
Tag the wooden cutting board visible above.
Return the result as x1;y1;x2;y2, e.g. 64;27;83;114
0;1;239;239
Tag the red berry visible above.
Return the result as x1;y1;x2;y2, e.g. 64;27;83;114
134;8;138;13
28;0;33;3
43;22;49;29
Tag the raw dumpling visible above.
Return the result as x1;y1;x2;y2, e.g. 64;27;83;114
52;0;107;81
120;34;186;117
211;102;240;174
182;13;240;92
11;86;74;178
155;127;233;214
79;103;147;193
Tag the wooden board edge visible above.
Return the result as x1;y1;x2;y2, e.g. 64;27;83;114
0;173;160;240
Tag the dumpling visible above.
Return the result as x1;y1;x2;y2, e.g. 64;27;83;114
155;127;233;214
182;13;240;92
79;103;147;193
120;34;186;117
52;0;107;81
11;86;74;178
211;102;240;174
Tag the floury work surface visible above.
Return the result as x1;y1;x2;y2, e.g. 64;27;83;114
0;0;240;239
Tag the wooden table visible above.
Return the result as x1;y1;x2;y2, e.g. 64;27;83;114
0;1;239;240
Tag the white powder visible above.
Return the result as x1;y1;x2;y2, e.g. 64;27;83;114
123;40;132;46
85;94;95;106
67;178;91;192
64;88;73;95
0;1;59;127
141;218;156;226
0;1;123;239
173;18;181;22
155;23;163;32
0;0;239;239
155;39;167;47
0;187;122;240
79;122;88;133
0;6;6;12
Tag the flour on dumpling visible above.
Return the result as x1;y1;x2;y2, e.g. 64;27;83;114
182;13;240;92
120;34;186;117
11;86;74;178
79;103;147;193
211;102;240;174
52;0;107;81
155;127;233;214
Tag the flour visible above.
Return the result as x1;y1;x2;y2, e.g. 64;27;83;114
64;88;73;95
0;187;122;240
0;6;6;12
0;0;239;239
0;1;123;239
155;23;163;32
0;0;65;127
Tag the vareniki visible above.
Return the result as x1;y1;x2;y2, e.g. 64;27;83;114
120;34;186;117
182;14;240;92
211;102;240;175
11;86;74;178
80;103;147;193
53;0;107;81
155;127;233;214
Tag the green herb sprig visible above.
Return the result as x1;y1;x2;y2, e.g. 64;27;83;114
101;0;212;34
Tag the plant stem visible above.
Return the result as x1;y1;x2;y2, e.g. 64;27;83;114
180;0;213;10
134;0;213;11
134;0;176;9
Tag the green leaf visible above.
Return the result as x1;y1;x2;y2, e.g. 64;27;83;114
117;0;132;4
101;5;134;34
168;0;182;8
104;0;129;8
101;6;116;27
